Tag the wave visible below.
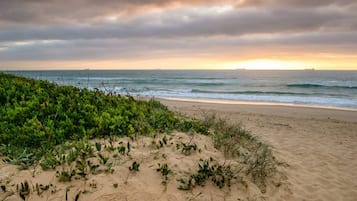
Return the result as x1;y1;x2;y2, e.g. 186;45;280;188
191;89;312;96
287;83;357;89
134;89;357;109
114;88;346;98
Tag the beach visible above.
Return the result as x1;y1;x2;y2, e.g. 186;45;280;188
1;96;357;201
159;98;357;201
2;0;357;199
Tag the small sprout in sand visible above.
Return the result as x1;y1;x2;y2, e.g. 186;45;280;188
88;160;100;174
98;153;109;165
117;145;126;155
56;169;75;182
156;136;169;149
176;143;181;150
67;150;79;165
1;184;6;192
180;142;198;156
50;185;57;194
151;140;156;147
127;142;131;155
107;135;116;152
35;183;49;196
113;183;118;188
158;141;164;149
177;177;194;191
75;141;94;159
65;188;69;201
162;136;168;145
74;191;81;201
105;162;115;174
129;161;140;172
75;159;88;178
156;163;172;188
95;142;102;152
89;180;97;189
18;181;30;201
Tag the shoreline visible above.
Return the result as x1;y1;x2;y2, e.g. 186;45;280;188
157;96;357;112
155;96;357;123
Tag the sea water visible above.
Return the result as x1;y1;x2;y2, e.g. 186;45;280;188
6;70;357;109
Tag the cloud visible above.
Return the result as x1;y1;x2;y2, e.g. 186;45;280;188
0;0;356;68
1;0;355;25
1;31;356;61
237;0;356;7
0;0;231;25
0;5;355;42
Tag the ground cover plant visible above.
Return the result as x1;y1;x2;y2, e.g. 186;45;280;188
0;72;282;200
0;72;179;158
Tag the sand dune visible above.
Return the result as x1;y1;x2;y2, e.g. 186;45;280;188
1;132;286;201
1;98;356;201
160;98;357;201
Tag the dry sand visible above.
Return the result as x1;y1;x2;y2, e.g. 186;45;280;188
1;132;283;201
159;98;357;201
1;98;356;201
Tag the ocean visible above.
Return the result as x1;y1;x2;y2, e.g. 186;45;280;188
6;70;357;109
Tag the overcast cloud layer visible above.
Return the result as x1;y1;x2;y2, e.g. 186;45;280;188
0;0;356;69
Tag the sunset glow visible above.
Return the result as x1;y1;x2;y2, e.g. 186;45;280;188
0;1;356;70
225;60;307;70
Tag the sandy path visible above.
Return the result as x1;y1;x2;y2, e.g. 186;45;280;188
160;98;357;201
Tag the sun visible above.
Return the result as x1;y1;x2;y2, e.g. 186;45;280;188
226;59;306;70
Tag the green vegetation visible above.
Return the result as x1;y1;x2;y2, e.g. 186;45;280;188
129;161;140;172
201;115;278;192
176;137;198;156
17;181;30;201
178;157;236;190
0;72;280;193
0;72;180;158
156;163;172;187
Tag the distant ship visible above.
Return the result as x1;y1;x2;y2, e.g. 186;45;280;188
304;68;315;71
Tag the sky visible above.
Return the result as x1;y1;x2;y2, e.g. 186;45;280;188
0;0;357;70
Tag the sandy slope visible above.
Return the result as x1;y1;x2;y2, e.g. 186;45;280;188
0;132;286;201
160;98;357;201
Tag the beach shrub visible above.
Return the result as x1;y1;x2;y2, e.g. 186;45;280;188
178;157;235;190
0;72;178;159
245;144;277;193
200;114;279;192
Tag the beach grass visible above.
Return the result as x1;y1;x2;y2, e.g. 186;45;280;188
0;72;280;200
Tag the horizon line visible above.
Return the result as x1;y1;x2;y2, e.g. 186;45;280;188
2;68;357;71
